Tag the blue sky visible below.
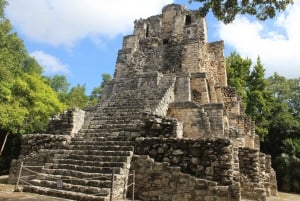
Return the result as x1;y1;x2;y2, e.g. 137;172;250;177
5;0;300;95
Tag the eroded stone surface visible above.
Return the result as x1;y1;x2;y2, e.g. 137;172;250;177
9;3;277;201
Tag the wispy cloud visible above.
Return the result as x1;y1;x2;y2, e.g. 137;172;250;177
6;0;173;47
30;51;71;75
217;0;300;78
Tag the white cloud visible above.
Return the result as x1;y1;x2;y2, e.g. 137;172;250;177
30;51;71;74
217;0;300;78
6;0;173;46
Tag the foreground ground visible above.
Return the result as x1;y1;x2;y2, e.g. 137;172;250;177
1;175;299;201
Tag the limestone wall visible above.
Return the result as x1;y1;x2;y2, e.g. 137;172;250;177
207;41;227;86
8;135;70;184
142;114;182;138
174;73;191;102
190;73;210;104
181;40;202;72
238;147;277;200
47;108;85;136
167;102;225;138
9;108;83;184
203;103;225;136
130;155;241;201
239;148;260;183
18;134;71;158
152;75;176;116
134;137;234;185
167;102;211;138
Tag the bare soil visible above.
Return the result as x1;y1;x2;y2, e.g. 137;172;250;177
0;175;70;201
1;175;300;201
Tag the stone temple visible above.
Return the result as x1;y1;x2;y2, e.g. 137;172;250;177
9;4;277;201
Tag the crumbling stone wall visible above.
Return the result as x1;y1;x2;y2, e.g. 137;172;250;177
18;134;71;158
134;137;234;185
8;135;70;184
167;102;226;138
167;102;211;138
207;41;227;86
143;114;182;138
47;107;85;136
9;108;85;184
9;3;278;201
238;147;277;200
130;155;241;201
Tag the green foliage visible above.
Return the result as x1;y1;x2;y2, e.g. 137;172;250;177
45;75;70;103
0;21;26;77
45;74;113;108
287;78;300;118
0;0;7;18
67;84;89;108
0;102;28;134
226;53;300;192
245;57;273;138
189;0;293;24
23;57;43;75
262;74;300;156
0;1;67;173
89;73;112;106
0;0;65;140
275;138;300;193
18;73;65;132
226;52;251;102
226;53;272;138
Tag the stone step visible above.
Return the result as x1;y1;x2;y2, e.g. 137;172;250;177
99;106;144;110
68;145;134;151
92;114;143;119
87;123;142;129
92;123;140;129
36;172;112;182
53;149;133;157
73;134;137;141
87;125;141;132
41;149;132;158
33;175;113;188
54;154;130;163
83;136;134;141
40;168;117;179
51;159;127;168
71;136;106;141
76;131;120;136
91;114;143;119
23;185;109;201
43;164;123;174
29;179;110;196
70;140;133;146
72;132;136;142
89;116;144;121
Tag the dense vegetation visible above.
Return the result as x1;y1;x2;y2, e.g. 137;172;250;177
227;52;300;193
189;0;293;24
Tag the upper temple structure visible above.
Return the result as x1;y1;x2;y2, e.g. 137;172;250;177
9;4;278;201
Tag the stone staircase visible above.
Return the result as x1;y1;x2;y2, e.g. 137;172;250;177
23;135;134;201
21;74;176;200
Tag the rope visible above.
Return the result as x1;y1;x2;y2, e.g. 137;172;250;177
17;163;136;200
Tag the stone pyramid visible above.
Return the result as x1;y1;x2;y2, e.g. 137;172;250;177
9;4;277;201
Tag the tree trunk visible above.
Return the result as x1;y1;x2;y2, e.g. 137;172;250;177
0;132;9;156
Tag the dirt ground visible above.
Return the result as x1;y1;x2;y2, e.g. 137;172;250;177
0;175;70;201
1;175;300;201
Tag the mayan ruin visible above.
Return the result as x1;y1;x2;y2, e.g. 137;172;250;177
9;4;278;201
